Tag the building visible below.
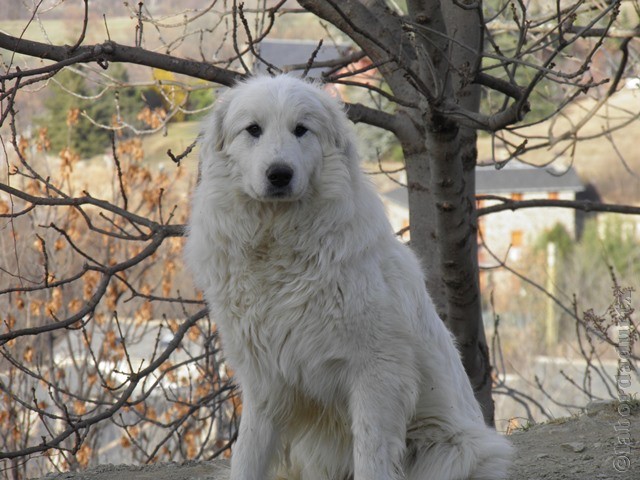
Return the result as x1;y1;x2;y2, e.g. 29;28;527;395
475;161;585;265
381;161;585;264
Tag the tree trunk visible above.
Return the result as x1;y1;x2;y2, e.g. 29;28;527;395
426;122;494;426
402;0;495;425
395;113;446;316
399;111;494;426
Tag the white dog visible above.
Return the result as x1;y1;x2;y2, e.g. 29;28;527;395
185;75;512;480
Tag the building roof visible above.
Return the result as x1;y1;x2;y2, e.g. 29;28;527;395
383;162;584;207
254;39;351;77
475;162;584;194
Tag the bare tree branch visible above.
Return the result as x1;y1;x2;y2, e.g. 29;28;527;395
477;197;640;217
0;33;243;86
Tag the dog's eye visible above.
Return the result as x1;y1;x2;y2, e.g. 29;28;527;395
246;124;262;138
293;124;308;138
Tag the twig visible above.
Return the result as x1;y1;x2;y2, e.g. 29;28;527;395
110;133;129;211
302;39;324;79
166;140;197;165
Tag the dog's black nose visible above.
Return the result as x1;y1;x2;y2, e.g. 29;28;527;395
266;164;294;188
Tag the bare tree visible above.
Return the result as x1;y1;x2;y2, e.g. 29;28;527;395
1;1;640;475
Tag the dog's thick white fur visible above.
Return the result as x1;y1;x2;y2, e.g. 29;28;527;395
185;75;512;480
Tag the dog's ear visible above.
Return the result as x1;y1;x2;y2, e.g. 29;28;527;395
201;87;235;153
326;102;360;165
312;91;358;159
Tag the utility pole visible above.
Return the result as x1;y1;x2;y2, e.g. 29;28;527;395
545;242;558;350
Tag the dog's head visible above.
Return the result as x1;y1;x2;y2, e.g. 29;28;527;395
200;75;356;202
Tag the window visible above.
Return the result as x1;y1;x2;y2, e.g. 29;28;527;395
511;230;524;247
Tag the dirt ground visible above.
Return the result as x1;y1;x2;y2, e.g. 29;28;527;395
38;401;638;480
506;400;638;479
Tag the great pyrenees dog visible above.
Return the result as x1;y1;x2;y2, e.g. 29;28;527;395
185;75;512;480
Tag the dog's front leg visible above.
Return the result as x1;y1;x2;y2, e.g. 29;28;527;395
349;367;413;480
230;395;279;480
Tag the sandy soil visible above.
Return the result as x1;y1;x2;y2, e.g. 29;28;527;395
38;401;638;480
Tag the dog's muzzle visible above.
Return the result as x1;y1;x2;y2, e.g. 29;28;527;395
266;163;294;198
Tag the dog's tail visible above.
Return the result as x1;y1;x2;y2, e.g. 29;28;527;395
404;420;513;480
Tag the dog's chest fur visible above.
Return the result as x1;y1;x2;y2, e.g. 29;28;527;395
210;220;358;407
